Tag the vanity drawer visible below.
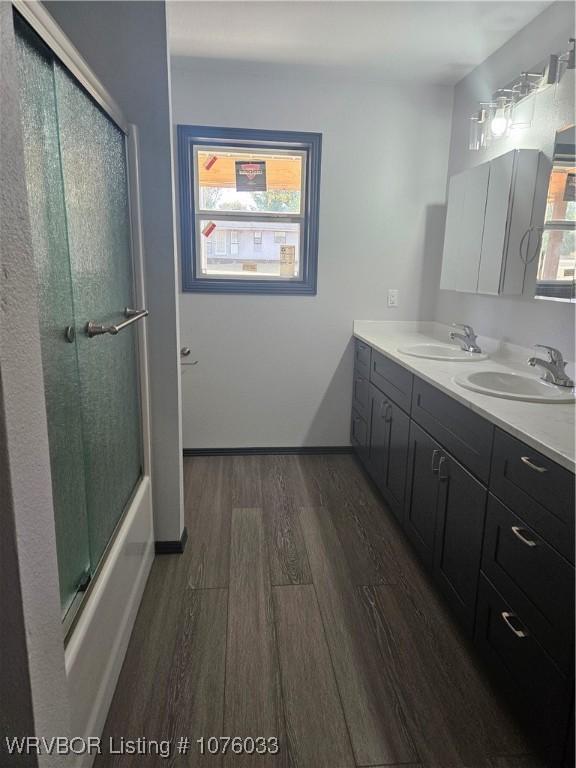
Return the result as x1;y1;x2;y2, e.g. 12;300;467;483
352;371;371;422
411;378;494;482
490;429;575;563
475;575;571;757
482;495;574;674
351;408;370;464
354;338;371;378
370;349;413;413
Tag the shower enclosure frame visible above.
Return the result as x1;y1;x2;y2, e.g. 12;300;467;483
12;1;155;760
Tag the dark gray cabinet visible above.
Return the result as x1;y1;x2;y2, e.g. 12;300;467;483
350;337;575;765
368;383;410;523
350;340;372;467
404;422;442;569
475;575;571;763
412;377;494;482
404;421;487;632
482;494;574;674
370;348;413;412
433;453;487;633
490;428;575;563
350;409;370;465
352;370;371;423
354;338;371;378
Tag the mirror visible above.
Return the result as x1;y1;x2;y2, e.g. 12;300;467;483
534;126;575;302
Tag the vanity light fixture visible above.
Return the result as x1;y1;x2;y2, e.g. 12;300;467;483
468;39;574;151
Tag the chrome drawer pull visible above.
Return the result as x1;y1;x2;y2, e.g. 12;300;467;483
431;449;440;474
511;526;537;548
520;456;548;473
438;455;449;481
501;611;529;638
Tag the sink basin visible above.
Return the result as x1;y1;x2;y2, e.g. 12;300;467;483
397;343;488;362
454;370;576;403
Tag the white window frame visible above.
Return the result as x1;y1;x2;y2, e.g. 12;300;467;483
192;144;305;281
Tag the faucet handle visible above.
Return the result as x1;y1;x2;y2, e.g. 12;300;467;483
452;323;476;338
534;345;565;365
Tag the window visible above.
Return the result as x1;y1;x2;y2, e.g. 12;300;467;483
178;125;322;294
535;161;575;301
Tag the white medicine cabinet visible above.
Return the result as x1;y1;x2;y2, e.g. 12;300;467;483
440;149;551;295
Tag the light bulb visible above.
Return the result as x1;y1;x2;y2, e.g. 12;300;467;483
490;115;509;136
490;96;509;137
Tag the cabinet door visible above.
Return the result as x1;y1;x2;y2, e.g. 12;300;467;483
433;454;487;634
385;399;410;522
456;162;491;292
369;387;409;523
478;151;514;294
503;149;542;295
403;423;441;569
368;388;389;490
440;171;465;291
352;371;371;423
351;409;370;467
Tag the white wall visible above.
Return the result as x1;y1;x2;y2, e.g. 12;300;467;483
172;58;453;448
434;0;575;354
46;1;184;541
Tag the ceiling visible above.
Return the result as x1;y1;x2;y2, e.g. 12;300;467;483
167;1;552;85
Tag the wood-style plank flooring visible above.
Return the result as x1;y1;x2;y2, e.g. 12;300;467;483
96;454;543;768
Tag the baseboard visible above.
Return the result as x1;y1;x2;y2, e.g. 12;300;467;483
155;526;188;554
182;446;353;457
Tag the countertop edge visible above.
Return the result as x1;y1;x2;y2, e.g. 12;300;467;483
353;329;575;474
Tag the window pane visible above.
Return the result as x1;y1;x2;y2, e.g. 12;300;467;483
198;219;300;279
197;147;303;215
545;165;576;223
537;229;575;281
536;228;575;300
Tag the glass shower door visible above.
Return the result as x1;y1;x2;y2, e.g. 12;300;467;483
55;63;143;567
16;15;144;619
16;22;91;616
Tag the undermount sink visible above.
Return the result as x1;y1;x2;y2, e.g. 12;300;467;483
397;343;488;362
454;370;576;403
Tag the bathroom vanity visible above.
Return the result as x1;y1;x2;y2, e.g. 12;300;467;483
350;322;575;766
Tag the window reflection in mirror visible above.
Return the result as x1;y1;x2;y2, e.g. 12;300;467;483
535;126;575;302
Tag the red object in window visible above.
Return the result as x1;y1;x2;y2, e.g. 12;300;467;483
240;163;261;180
202;221;216;237
204;155;218;171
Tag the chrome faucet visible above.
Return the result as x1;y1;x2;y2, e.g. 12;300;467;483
528;345;574;388
449;323;483;354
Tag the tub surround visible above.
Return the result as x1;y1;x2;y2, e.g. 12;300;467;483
353;320;575;472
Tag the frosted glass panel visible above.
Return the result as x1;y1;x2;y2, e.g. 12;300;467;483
15;21;91;614
54;63;143;567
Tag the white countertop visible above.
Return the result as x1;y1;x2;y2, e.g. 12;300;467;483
353;320;575;473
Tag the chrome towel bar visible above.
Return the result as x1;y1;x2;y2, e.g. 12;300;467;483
86;308;148;338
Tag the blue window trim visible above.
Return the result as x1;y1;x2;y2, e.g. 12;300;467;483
177;125;321;295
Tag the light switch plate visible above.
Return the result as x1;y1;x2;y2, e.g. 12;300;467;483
388;289;399;307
